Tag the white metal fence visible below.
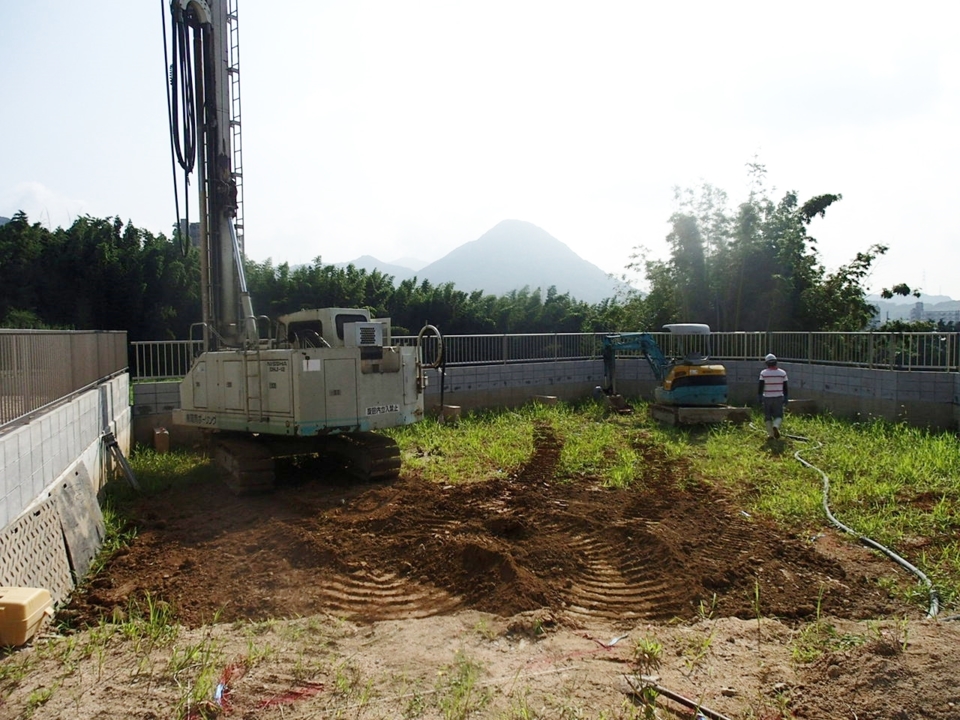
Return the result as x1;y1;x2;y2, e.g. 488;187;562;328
132;339;204;381
0;330;128;428
130;331;960;380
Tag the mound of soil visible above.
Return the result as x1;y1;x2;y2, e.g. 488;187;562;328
63;428;918;629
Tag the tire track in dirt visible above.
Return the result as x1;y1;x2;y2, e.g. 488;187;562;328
63;424;919;628
310;569;462;619
559;529;687;622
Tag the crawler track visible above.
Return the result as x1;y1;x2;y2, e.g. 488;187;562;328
211;431;403;494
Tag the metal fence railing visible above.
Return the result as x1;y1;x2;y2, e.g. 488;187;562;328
0;330;128;428
758;332;960;371
132;339;204;380
130;331;960;380
402;331;960;372
393;333;606;365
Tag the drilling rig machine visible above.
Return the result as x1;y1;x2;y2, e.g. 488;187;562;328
166;0;440;492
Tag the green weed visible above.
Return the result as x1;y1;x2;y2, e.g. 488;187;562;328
435;650;489;720
24;682;58;716
632;636;663;676
119;592;180;650
168;632;224;719
791;619;865;663
0;650;36;698
679;628;714;673
125;447;216;496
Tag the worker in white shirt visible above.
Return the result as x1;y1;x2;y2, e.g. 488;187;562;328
758;353;788;439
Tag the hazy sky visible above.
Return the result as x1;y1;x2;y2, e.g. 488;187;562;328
2;1;958;298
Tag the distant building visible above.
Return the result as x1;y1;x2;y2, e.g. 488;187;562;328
909;302;960;324
178;220;201;248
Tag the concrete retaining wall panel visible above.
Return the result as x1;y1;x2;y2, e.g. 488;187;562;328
0;373;130;534
1;373;130;600
131;360;958;441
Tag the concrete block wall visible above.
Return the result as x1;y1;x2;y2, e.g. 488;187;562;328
130;360;958;442
130;381;200;447
723;360;958;427
428;359;958;428
133;381;181;417
424;359;659;411
0;373;131;531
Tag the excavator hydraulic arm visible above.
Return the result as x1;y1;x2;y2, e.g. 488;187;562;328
602;332;669;394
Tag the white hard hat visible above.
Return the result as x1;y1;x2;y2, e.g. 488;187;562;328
764;353;777;363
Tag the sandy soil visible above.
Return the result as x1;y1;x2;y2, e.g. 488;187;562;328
2;426;958;719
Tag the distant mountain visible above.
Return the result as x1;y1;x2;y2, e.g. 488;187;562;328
335;221;627;303
336;255;417;282
867;293;954;306
0;216;9;227
390;256;428;272
417;220;626;304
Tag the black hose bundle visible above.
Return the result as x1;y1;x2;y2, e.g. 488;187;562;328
161;0;199;254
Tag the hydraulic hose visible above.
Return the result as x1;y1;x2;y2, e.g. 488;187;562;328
416;324;444;411
416;324;444;369
788;434;940;618
168;3;197;175
163;0;198;255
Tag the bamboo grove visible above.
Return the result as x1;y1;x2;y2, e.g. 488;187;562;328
0;171;935;338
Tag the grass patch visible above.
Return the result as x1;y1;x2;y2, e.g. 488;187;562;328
387;399;689;490
387;408;535;483
123;447;216;496
702;413;960;607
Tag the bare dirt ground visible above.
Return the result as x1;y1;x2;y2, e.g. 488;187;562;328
3;428;960;719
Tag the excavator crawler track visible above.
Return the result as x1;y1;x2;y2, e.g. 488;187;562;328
317;432;402;482
212;435;276;494
210;431;402;495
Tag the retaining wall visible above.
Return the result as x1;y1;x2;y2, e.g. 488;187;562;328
0;373;131;603
133;360;959;439
422;359;959;427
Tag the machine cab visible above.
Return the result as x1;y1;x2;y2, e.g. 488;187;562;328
660;323;713;365
277;308;392;350
656;323;727;405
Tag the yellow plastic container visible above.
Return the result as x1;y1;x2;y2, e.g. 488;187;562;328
0;587;54;647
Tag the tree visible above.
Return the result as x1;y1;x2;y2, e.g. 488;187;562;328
801;245;888;331
630;165;888;331
0;213;199;338
0;211;45;323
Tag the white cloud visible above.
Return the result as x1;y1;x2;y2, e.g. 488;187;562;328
1;182;87;229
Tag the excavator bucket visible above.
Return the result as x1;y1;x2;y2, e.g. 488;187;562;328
604;394;634;415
